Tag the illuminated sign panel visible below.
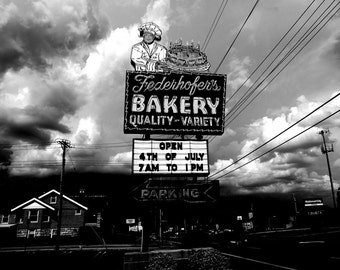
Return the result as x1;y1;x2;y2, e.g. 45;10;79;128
132;139;209;175
126;219;135;224
303;198;324;216
124;71;227;135
304;198;324;207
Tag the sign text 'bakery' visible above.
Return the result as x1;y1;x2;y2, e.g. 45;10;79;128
124;71;227;135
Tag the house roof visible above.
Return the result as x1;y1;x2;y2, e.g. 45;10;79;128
38;189;88;210
11;198;55;212
0;224;17;228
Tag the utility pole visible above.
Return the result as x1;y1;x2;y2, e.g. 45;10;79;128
292;193;298;215
319;129;336;209
292;193;299;226
55;139;72;251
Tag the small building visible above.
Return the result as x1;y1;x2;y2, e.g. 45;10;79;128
10;189;88;239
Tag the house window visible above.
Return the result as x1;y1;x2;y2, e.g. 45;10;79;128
75;209;82;216
16;213;23;224
1;215;9;224
50;196;57;204
42;213;50;223
28;209;39;223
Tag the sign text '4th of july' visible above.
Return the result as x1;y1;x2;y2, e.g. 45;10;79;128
132;139;209;175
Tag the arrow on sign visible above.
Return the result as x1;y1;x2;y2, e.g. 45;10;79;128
130;180;219;203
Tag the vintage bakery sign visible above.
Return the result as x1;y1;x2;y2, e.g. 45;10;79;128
132;139;209;175
124;70;227;135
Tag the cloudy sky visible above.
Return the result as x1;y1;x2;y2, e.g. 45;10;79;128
1;0;340;205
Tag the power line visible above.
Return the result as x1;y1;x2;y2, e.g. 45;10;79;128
283;0;338;59
223;0;336;127
210;108;340;181
206;0;321;144
185;0;260;142
74;141;131;146
221;1;340;131
198;0;324;144
268;0;338;77
67;149;77;172
202;0;229;51
8;161;130;168
207;0;340;147
209;1;339;142
208;91;340;179
223;0;318;109
0;141;132;150
74;143;132;149
214;0;260;73
0;143;58;150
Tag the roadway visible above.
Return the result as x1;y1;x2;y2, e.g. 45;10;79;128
2;227;340;269
0;243;141;253
217;227;340;270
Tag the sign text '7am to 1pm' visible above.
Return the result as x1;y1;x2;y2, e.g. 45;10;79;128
132;139;209;176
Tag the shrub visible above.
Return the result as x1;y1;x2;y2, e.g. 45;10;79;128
186;248;231;270
145;253;178;270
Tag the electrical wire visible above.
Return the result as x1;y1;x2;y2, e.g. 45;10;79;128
283;0;338;58
223;0;338;127
208;91;340;179
184;0;260;142
223;0;318;109
0;142;58;150
207;0;340;143
222;1;340;131
67;149;77;172
0;141;132;150
210;107;340;181
207;3;340;168
7;161;130;168
202;0;229;52
214;0;260;73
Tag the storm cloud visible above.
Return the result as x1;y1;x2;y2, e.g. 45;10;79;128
0;0;109;76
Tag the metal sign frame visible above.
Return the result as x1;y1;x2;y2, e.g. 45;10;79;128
124;70;227;135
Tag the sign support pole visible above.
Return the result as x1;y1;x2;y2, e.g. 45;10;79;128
141;209;151;252
159;207;162;246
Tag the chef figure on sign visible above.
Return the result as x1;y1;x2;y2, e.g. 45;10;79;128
130;22;168;72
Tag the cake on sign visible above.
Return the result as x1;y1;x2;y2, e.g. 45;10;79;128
130;22;211;73
165;39;211;72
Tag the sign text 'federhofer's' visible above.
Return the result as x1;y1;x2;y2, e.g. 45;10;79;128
124;71;227;135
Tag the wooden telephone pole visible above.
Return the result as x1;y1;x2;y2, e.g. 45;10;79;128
319;130;336;209
55;139;72;251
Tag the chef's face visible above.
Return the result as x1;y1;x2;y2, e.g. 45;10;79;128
143;32;155;44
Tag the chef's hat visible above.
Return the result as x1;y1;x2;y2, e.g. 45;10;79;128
138;22;162;39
